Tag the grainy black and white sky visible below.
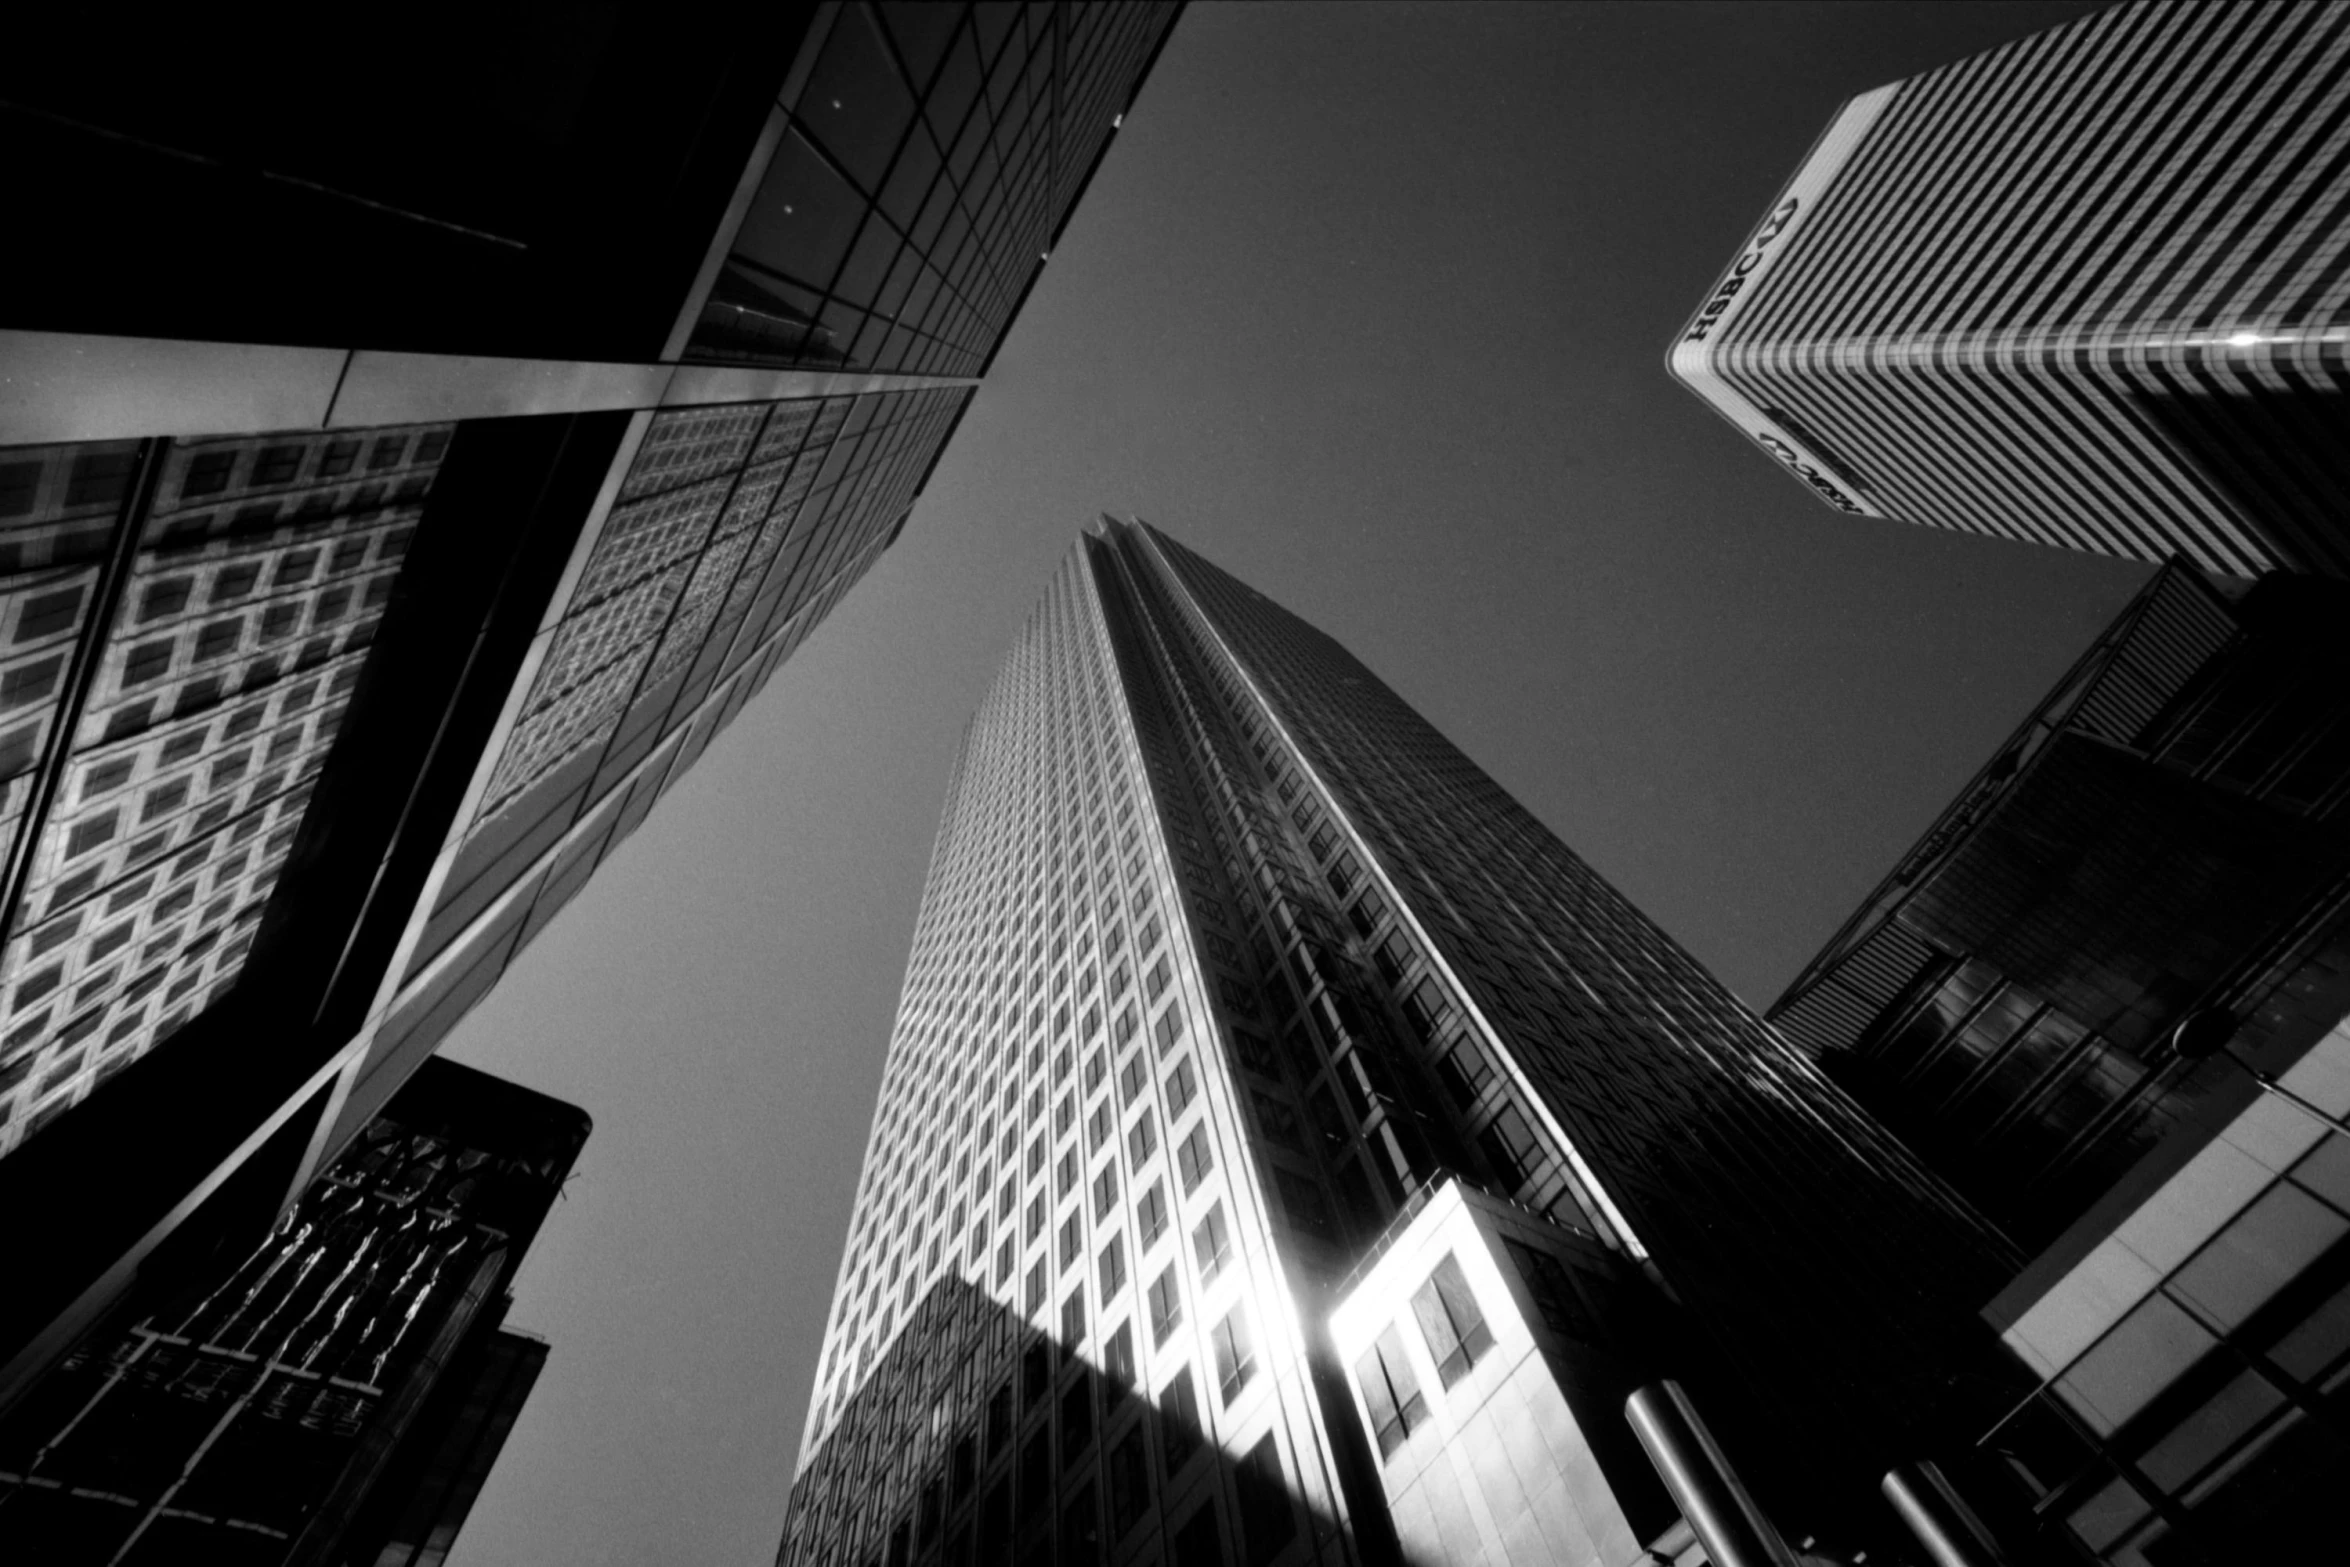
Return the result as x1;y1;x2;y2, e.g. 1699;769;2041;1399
440;4;2129;1563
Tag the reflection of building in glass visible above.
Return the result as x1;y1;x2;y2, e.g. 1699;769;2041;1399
0;428;445;1152
1;0;1180;1420
1668;1;2350;579
1770;562;2350;1563
0;1056;585;1565
778;521;2021;1567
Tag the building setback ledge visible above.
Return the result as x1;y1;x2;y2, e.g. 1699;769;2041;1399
0;330;980;446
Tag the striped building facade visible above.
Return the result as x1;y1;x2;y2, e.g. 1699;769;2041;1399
1670;0;2350;578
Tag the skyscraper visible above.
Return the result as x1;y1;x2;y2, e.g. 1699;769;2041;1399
1770;561;2350;1564
1668;0;2350;578
2;3;1182;1404
0;1055;588;1565
778;520;2024;1567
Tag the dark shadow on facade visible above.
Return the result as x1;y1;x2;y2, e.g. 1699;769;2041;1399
780;1274;1366;1567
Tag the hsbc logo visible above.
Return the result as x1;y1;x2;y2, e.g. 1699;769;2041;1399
1683;198;1799;344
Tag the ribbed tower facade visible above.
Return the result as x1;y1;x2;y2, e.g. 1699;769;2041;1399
778;521;2020;1567
1669;0;2350;579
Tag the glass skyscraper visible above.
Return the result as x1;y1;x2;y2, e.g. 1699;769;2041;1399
1668;0;2350;579
1770;562;2350;1564
778;520;2022;1567
3;2;1181;1419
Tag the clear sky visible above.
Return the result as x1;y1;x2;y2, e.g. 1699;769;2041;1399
440;5;2130;1563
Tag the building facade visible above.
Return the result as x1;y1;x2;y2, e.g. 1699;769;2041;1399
1668;0;2350;579
1769;561;2350;1563
775;520;2025;1567
1;1;1182;1408
0;1056;588;1566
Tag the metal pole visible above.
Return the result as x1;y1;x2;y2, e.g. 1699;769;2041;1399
1883;1461;2012;1567
2170;1009;2350;1138
1624;1381;1800;1567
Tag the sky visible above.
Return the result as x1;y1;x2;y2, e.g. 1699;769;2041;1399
438;5;2130;1564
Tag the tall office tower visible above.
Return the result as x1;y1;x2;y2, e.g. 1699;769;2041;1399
777;520;2023;1567
1771;562;2350;1564
0;2;1181;1408
1668;0;2350;579
0;1056;588;1565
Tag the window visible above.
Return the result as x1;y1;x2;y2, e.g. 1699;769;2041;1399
1092;1163;1119;1221
1176;1124;1214;1194
1109;1424;1151;1538
1148;1264;1183;1346
1144;954;1171;1001
120;639;174;689
1229;1027;1278;1078
140;779;189;823
1083;1047;1106;1094
1099;1233;1127;1298
1059;1211;1083;1272
138;578;194;624
1019;1426;1052;1526
180;450;236;497
65;809;118;859
1153;1002;1187;1053
1062;1290;1088;1355
1055;1092;1076;1139
1212;1305;1257;1405
1087;1099;1114;1153
1252;1092;1304;1153
82;757;135;798
1136;1180;1169;1250
1412;1253;1494;1388
1437;1036;1495;1107
1104;1319;1135;1393
1060;1372;1095;1468
1402;977;1453;1043
1275;1169;1340;1244
1237;1432;1297;1563
1025;1193;1045;1243
1061;1477;1101;1559
1172;1504;1221;1567
1192;1202;1231;1283
1504;1238;1596;1340
1113;1003;1137;1046
1354;1325;1428;1458
1164;1055;1197;1114
1479;1103;1544;1190
1128;1110;1157;1167
1160;1368;1202;1478
15;586;83;645
1056;1145;1079;1198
